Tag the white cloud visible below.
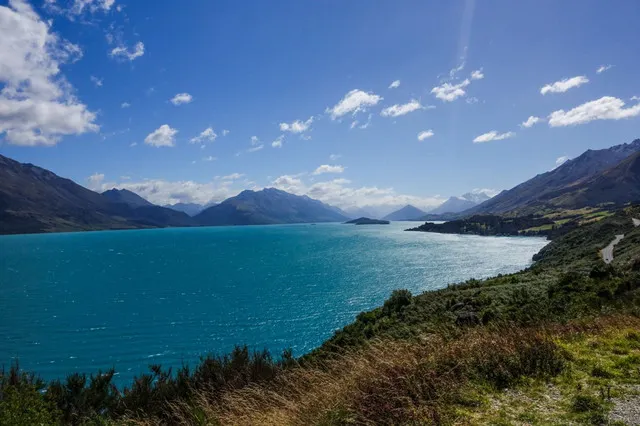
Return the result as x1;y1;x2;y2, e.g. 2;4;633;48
329;154;341;161
326;89;382;120
466;97;478;104
93;177;247;206
87;172;105;190
555;156;570;168
70;0;115;15
449;61;465;79
250;135;260;145
548;96;640;127
540;76;589;95
388;80;400;89
473;131;515;143
144;124;177;147
380;99;424;117
0;0;98;146
90;75;103;87
202;155;216;162
272;135;284;148
312;164;345;175
431;79;470;102
247;144;263;153
470;69;484;80
632;96;640;102
110;41;144;61
121;102;130;108
279;116;313;133
596;64;613;74
222;129;230;136
170;92;192;106
271;175;445;211
220;173;244;181
520;116;541;128
417;130;434;141
469;188;500;198
190;127;217;144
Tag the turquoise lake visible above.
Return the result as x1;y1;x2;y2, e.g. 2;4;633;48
0;222;548;386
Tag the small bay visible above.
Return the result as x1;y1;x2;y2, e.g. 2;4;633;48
0;222;547;386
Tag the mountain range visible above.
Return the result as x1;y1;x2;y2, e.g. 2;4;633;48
465;138;640;216
2;138;640;235
194;188;348;226
0;154;350;235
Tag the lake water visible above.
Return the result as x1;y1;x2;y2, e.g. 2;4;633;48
0;222;548;386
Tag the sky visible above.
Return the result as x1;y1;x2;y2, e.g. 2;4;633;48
1;0;639;211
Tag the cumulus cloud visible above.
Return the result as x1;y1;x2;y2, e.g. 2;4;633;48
279;116;313;133
144;124;177;147
466;97;479;104
271;175;445;211
86;172;105;190
380;100;424;117
222;129;230;136
470;69;484;80
329;154;341;161
312;164;345;175
71;0;115;15
190;127;216;144
388;80;400;89
417;130;434;141
0;0;98;146
473;131;515;143
326;89;382;120
520;116;541;128
540;76;589;95
109;41;144;61
548;96;640;127
272;135;284;148
121;102;130;108
92;176;248;206
555;156;570;168
596;64;613;74
431;79;471;102
170;92;192;106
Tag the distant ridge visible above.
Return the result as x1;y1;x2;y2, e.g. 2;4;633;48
164;202;207;216
382;205;426;221
464;138;640;215
194;188;350;226
102;188;154;208
0;154;192;234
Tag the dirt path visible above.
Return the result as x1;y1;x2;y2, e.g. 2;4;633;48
602;234;625;264
600;217;640;264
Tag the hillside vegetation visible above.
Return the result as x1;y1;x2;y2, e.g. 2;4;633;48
2;206;640;425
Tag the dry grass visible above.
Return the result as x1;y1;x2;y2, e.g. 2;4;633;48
123;316;640;426
127;323;625;425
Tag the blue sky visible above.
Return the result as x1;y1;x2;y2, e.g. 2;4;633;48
1;0;639;211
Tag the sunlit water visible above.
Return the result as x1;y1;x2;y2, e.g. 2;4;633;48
0;222;548;386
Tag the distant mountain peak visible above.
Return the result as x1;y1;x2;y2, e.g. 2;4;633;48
102;188;154;208
195;187;348;226
464;137;640;215
382;205;426;221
